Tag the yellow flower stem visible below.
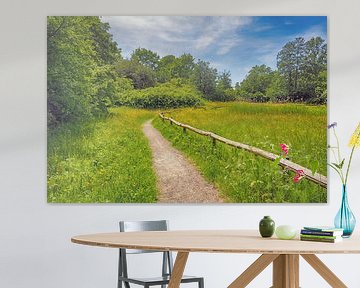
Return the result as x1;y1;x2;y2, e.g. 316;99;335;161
345;145;356;185
345;129;360;185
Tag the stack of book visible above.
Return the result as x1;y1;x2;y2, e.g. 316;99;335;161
300;226;344;243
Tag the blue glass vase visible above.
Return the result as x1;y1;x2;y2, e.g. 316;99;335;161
334;185;356;237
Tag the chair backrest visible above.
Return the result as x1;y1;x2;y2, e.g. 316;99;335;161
119;220;169;254
118;220;173;281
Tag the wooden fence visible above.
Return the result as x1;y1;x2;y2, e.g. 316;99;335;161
159;113;327;188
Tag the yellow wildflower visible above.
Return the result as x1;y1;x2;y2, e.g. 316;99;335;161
349;122;360;147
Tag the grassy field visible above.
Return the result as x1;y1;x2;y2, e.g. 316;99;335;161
48;107;157;203
153;101;327;203
48;102;327;203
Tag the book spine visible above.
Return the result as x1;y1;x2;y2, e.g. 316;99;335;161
300;237;337;243
301;230;336;236
300;234;337;240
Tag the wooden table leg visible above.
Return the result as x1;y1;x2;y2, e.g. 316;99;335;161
272;254;299;288
168;252;189;288
228;254;279;288
301;254;347;288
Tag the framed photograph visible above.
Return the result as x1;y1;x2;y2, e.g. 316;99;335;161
47;16;327;203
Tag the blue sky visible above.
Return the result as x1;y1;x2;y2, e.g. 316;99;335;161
102;16;327;83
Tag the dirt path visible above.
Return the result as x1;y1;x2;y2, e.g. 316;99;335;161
143;120;223;203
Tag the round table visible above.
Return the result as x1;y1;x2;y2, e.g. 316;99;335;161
72;230;360;288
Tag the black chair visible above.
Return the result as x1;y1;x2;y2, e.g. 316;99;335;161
118;220;204;288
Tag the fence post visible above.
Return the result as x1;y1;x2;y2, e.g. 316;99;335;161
211;135;216;146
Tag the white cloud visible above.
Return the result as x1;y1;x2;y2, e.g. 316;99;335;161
252;24;274;32
217;37;241;55
195;35;215;50
303;24;327;41
193;17;251;55
293;24;327;41
102;16;252;57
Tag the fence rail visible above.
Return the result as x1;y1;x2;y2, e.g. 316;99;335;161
159;113;327;188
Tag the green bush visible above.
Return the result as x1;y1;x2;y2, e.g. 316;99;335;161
118;79;204;108
205;88;237;102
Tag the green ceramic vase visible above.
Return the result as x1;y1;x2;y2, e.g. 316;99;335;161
259;216;275;238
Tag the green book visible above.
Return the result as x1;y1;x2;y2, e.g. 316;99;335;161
300;234;339;240
300;236;342;243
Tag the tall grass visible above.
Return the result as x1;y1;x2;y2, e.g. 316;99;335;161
48;108;157;203
154;101;327;203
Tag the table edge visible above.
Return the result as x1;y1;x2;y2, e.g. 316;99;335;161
71;235;360;255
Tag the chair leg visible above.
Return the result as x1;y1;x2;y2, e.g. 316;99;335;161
199;278;204;288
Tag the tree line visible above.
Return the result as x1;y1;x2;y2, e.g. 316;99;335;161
236;37;327;104
47;16;327;127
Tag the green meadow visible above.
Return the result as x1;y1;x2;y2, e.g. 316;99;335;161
47;108;157;203
153;101;327;203
48;102;327;203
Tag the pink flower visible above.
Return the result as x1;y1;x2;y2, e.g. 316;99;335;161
280;143;289;155
293;169;305;183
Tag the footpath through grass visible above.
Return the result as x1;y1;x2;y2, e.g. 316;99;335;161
48;107;157;203
154;101;327;203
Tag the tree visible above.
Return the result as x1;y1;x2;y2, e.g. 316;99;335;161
156;55;176;83
47;16;123;126
90;19;122;64
265;72;287;102
213;70;236;101
277;37;305;99
313;70;327;104
277;36;327;102
192;60;218;100
116;59;156;89
131;48;160;70
156;53;196;83
172;53;195;79
217;70;232;90
303;37;327;76
238;65;273;102
300;37;327;102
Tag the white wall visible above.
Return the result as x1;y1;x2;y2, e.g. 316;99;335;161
1;0;360;287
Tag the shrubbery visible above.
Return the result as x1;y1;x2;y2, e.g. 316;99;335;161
47;17;123;127
117;79;204;108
